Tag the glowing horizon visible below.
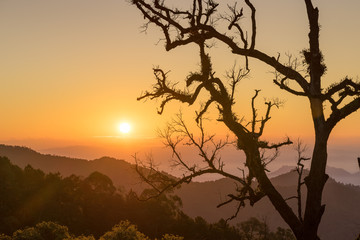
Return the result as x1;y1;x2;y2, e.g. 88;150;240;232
0;0;359;149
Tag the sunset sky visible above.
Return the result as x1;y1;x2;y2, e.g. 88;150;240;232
0;0;359;170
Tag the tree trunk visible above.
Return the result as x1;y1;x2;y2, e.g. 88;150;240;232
244;144;303;239
303;99;330;240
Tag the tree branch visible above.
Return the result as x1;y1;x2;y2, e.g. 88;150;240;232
326;97;360;132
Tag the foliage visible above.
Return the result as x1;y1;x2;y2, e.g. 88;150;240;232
99;221;149;240
0;157;242;239
239;217;268;240
270;227;296;240
3;218;297;240
160;234;183;240
0;157;296;240
12;221;71;240
72;236;96;240
238;217;295;240
0;234;11;240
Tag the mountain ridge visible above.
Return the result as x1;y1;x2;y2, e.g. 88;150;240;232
1;144;359;240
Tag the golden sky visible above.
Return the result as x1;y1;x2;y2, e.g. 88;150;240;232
0;0;359;150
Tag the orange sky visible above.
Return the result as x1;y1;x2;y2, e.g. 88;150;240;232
0;0;359;157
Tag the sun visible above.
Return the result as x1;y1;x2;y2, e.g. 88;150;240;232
118;122;131;134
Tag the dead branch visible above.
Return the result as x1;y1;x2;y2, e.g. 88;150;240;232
131;1;360;238
294;139;310;222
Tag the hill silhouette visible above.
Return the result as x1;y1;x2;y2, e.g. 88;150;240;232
1;144;359;239
267;165;360;185
177;170;360;240
0;144;146;192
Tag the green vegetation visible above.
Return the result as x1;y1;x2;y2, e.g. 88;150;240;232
0;219;295;240
0;156;294;239
99;221;149;240
11;221;72;240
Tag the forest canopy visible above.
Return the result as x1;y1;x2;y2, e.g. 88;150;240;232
0;156;295;240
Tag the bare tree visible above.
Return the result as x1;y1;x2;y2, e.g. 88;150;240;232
131;0;360;239
285;139;310;224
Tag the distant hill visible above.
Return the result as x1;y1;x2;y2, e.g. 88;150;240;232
177;172;360;240
1;144;359;240
0;144;146;192
266;165;297;178
325;166;360;185
267;164;360;186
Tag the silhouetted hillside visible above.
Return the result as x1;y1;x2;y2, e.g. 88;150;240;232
267;164;360;186
325;166;360;185
0;156;244;239
0;144;146;192
266;165;296;178
1;144;359;239
178;170;360;240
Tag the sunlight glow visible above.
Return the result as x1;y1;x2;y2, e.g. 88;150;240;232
118;122;131;134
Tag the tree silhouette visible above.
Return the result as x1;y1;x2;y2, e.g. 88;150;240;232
1;157;245;239
12;221;72;240
131;0;360;239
